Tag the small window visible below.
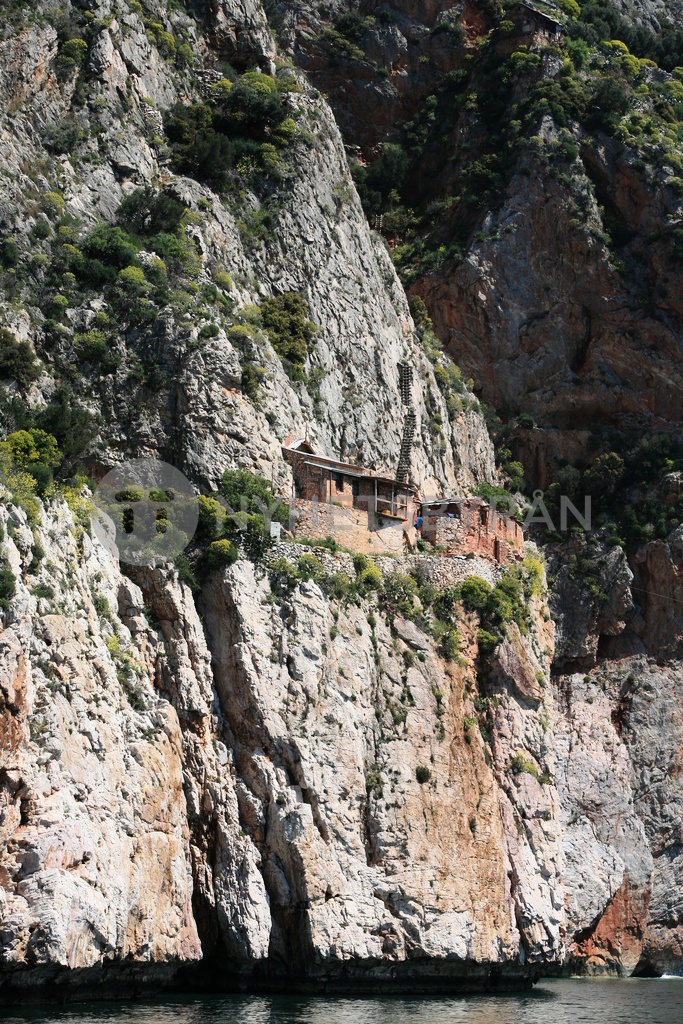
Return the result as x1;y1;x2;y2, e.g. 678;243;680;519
352;480;360;497
335;473;344;492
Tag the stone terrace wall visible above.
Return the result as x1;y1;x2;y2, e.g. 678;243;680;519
289;498;404;555
270;544;508;589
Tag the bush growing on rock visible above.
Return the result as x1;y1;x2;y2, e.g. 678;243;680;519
260;292;316;368
197;495;226;540
298;553;325;581
117;187;186;237
460;576;492;612
220;468;288;523
415;765;431;784
0;235;19;268
164;69;299;191
0;557;16;611
83;225;138;270
510;751;540;778
268;556;300;596
241;362;265;401
0;429;61;469
439;627;461;662
381;571;418;615
0;329;40;388
323;571;354;601
205;538;238;571
477;628;500;655
357;563;382;593
353;552;369;574
432;585;461;622
56;38;88;78
74;331;108;364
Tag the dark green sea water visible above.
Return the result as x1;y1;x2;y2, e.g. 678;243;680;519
2;980;683;1024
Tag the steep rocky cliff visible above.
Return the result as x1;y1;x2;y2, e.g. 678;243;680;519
0;0;495;496
2;0;683;1001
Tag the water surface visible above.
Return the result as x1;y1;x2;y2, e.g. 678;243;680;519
2;980;683;1024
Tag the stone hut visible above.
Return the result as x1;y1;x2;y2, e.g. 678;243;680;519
420;497;524;565
506;2;563;41
282;437;419;555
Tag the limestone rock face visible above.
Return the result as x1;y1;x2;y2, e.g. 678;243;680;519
3;506;683;989
0;501;201;976
0;0;495;498
552;525;683;977
0;497;564;991
199;559;564;981
419;125;683;453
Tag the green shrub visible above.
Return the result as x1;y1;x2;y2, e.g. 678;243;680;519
74;330;108;363
117;265;148;293
358;563;382;592
214;270;232;290
220;468;287;522
26;463;53;497
460;576;492;612
114;486;143;503
228;513;274;562
268;556;299;596
440;628;461;661
241;362;265;400
144;20;176;57
260;292;316;367
57;38;88;78
477;628;499;655
298;553;325;581
354;142;409;214
174;552;199;590
586;78;630;132
148;488;171;503
0;235;20;267
148;231;200;277
199;322;220;339
353;552;369;574
197;495;225;540
117;186;186;235
566;37;590;69
83;225;138;269
558;0;580;16
0;329;39;387
40;192;65;217
34;386;100;477
0;429;61;469
324;571;354;601
164;69;295;190
31;220;51;240
176;42;194;67
510;752;539;778
0;558;16;611
433;586;460;621
382;571;418;611
415;765;431;784
205;538;238;570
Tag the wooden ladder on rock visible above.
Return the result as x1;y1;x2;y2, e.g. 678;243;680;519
397;363;416;483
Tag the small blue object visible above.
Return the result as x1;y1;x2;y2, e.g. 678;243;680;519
416;516;423;528
448;513;454;518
